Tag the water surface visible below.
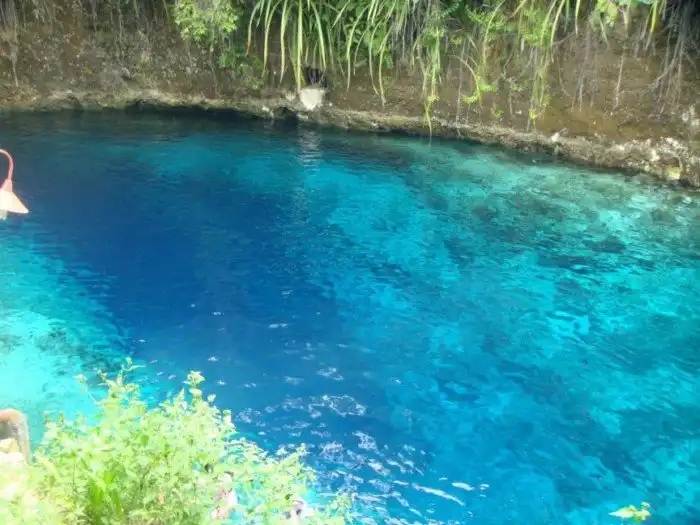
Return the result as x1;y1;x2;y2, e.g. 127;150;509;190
1;111;699;524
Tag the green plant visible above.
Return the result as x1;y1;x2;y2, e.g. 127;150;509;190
173;0;240;51
246;0;337;91
23;0;687;127
1;360;349;524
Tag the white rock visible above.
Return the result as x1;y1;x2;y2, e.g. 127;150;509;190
298;87;326;111
681;105;699;129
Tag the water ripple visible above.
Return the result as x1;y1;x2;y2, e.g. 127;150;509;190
0;112;698;524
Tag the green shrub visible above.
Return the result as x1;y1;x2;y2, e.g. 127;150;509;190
173;0;241;51
167;0;680;126
0;360;349;524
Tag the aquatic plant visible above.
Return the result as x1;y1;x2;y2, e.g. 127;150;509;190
0;359;349;524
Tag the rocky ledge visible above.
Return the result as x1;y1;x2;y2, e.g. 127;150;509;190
2;86;699;188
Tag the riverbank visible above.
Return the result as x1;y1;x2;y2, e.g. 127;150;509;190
0;13;698;187
5;87;699;187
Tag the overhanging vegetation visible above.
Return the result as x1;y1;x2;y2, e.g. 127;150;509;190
0;0;698;129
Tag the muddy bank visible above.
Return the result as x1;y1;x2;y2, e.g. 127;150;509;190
0;20;698;187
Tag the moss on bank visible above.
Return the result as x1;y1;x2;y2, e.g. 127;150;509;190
0;0;697;185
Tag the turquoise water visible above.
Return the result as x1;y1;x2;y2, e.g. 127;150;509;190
1;111;699;524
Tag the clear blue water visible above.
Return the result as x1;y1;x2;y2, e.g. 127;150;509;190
1;110;699;524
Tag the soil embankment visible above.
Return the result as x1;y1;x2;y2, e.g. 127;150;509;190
0;12;698;186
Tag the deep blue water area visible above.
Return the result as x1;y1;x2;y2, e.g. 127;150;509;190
1;110;699;524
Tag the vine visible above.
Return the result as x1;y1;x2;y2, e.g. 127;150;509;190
6;0;689;128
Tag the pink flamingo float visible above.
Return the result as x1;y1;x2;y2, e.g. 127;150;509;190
0;148;29;220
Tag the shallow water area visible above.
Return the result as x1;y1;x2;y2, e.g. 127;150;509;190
0;111;698;524
0;225;138;443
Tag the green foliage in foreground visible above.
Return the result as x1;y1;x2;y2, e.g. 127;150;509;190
0;361;349;524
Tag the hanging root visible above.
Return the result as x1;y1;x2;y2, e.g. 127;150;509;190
645;0;700;117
